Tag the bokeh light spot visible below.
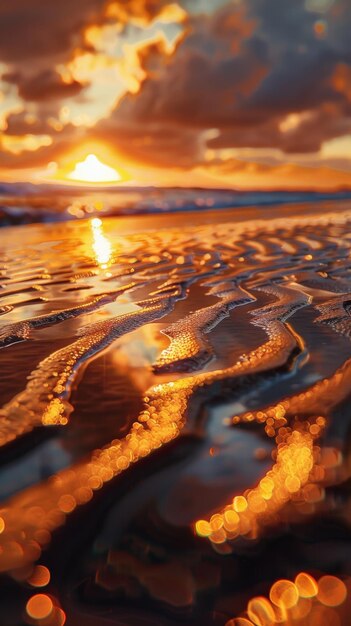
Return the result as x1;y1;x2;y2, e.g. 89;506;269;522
26;594;53;619
317;575;347;607
27;565;51;588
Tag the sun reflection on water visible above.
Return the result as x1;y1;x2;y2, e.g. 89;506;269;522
90;217;112;270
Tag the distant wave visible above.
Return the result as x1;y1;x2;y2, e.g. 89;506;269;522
1;183;351;226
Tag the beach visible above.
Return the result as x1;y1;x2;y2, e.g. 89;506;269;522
0;201;351;624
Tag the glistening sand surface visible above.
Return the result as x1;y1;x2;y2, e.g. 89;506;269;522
0;202;351;625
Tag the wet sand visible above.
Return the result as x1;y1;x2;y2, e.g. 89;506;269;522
0;201;351;625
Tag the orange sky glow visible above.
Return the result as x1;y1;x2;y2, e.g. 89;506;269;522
0;0;351;190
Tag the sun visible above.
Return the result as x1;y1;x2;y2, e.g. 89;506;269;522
67;153;122;183
49;142;131;185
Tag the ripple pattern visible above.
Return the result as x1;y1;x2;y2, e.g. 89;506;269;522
0;208;351;624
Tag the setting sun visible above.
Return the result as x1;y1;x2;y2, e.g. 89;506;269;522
68;154;122;183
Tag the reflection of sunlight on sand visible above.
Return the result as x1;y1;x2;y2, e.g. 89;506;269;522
114;323;168;369
110;329;159;394
90;217;112;270
226;572;350;626
195;423;322;546
2;205;351;625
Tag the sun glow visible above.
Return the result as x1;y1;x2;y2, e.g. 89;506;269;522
68;153;122;183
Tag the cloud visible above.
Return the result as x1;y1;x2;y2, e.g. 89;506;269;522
0;0;107;64
201;155;351;190
3;69;84;102
94;119;201;167
90;3;269;166
0;130;79;169
0;0;183;106
207;104;351;154
0;0;179;65
82;0;351;171
1;0;351;187
112;4;268;129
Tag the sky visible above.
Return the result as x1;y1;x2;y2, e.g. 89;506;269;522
0;0;351;189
